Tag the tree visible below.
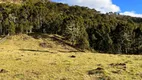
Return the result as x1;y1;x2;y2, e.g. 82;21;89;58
9;21;15;35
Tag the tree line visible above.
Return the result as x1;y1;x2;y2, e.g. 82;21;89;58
0;0;141;54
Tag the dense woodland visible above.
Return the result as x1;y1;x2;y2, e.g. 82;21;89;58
0;0;142;54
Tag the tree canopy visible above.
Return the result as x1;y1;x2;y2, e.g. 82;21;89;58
0;0;142;54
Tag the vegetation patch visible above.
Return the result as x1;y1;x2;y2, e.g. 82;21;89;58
14;74;25;79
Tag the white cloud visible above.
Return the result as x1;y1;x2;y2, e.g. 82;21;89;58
120;11;142;18
53;0;142;18
53;0;120;13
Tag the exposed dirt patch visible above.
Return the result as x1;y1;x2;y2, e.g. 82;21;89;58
88;67;105;75
39;42;47;48
111;70;122;74
15;58;21;61
109;63;127;70
23;37;29;41
88;67;110;80
39;42;53;48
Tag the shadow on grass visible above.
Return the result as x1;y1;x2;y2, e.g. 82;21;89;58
19;49;56;54
29;33;74;47
97;51;142;55
28;33;84;52
28;33;50;39
58;50;84;53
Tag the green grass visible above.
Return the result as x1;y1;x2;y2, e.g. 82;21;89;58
0;34;141;80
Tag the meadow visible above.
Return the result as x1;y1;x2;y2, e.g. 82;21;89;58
0;34;141;80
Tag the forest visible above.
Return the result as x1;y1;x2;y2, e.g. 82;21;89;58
0;0;142;54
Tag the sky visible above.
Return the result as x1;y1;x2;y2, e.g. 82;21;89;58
52;0;142;17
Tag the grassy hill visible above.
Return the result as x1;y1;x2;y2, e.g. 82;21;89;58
0;34;142;80
0;0;22;3
0;0;50;3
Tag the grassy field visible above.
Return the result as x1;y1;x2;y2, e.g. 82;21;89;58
0;34;141;80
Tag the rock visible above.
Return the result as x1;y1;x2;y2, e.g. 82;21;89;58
70;55;76;58
0;69;8;73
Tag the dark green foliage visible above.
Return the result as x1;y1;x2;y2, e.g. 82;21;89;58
0;1;141;54
9;21;15;34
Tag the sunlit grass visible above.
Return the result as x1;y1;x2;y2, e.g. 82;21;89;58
0;34;141;80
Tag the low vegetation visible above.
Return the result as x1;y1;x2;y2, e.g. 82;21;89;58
0;34;141;80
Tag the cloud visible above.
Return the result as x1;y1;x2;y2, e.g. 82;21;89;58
52;0;142;18
120;11;142;18
52;0;120;13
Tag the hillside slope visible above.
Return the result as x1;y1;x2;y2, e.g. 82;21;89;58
0;34;142;80
0;0;22;3
0;34;77;53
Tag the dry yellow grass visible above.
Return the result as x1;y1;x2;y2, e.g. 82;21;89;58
0;0;22;3
0;34;141;80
